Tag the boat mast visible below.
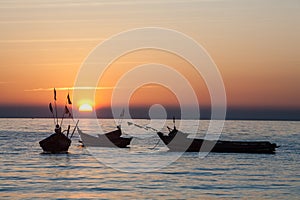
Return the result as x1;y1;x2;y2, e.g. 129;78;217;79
53;88;58;125
60;91;72;127
173;116;176;130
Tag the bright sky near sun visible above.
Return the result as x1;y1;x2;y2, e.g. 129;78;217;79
0;0;299;111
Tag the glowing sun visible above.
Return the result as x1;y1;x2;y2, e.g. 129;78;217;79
79;103;93;112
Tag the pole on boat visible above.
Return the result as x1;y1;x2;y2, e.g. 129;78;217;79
60;91;72;127
60;105;69;127
66;125;71;137
117;109;125;127
173;116;176;130
49;103;56;125
127;121;158;132
53;88;58;125
70;120;79;139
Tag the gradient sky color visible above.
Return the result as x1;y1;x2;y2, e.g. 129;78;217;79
0;0;299;115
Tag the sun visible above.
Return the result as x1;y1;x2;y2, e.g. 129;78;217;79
79;103;93;112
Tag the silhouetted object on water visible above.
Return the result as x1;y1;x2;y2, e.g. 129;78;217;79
39;130;71;153
78;126;132;148
157;126;279;154
39;88;75;153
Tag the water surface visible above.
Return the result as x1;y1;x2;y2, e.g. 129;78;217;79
0;119;299;199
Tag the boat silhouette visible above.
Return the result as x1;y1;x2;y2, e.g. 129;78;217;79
157;127;279;154
39;88;75;153
78;126;132;148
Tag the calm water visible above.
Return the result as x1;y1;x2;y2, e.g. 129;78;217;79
0;118;299;199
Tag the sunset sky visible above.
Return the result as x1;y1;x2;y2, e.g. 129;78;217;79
0;0;299;118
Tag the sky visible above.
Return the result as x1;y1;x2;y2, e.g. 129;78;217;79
0;0;299;119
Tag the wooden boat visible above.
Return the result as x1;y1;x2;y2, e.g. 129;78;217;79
157;127;279;154
39;132;71;154
39;121;79;153
78;126;132;148
39;88;76;153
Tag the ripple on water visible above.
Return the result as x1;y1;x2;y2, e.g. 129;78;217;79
0;119;299;199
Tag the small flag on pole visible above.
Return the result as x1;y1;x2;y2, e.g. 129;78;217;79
65;105;69;114
54;88;57;101
49;103;53;113
120;109;125;118
65;105;72;118
67;93;72;105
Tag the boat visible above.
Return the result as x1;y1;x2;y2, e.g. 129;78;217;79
78;126;132;148
157;126;279;154
39;131;71;154
39;88;76;153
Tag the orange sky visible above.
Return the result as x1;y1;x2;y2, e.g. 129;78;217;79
0;0;299;111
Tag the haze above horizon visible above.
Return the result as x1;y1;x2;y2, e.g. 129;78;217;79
0;0;299;119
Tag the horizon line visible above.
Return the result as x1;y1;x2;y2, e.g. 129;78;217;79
0;105;299;121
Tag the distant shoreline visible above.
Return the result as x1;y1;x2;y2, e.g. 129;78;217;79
0;117;299;122
0;105;299;121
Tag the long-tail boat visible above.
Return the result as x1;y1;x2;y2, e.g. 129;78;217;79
157;127;279;154
78;126;132;148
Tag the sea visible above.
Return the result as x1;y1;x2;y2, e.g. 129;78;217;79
0;118;299;199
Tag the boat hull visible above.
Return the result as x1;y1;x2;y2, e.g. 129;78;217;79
157;132;278;154
39;133;71;153
79;129;132;148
